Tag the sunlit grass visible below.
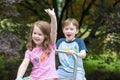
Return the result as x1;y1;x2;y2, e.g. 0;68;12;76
83;53;120;74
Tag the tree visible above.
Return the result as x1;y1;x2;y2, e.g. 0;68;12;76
0;0;120;55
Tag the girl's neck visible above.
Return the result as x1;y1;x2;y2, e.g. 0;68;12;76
35;45;42;48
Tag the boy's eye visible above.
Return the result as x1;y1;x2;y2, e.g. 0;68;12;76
70;28;74;30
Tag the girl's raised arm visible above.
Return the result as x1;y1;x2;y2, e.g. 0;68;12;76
45;8;57;44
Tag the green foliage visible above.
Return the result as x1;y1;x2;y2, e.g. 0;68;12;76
6;57;22;79
0;19;31;57
0;55;7;80
87;38;104;54
104;33;120;54
86;32;120;55
84;53;120;79
0;55;23;80
0;0;120;80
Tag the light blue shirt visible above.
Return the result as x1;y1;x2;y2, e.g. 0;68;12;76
56;38;88;74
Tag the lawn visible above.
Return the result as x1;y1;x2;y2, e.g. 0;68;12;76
84;54;120;80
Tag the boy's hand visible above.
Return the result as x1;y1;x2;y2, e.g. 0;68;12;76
44;8;55;17
67;50;76;55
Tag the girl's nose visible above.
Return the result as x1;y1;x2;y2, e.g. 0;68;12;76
35;34;39;37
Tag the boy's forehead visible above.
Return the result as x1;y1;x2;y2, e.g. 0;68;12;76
64;23;75;28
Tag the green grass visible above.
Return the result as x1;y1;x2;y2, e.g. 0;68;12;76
83;54;120;74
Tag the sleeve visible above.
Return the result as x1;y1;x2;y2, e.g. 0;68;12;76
78;38;88;53
56;38;65;49
50;44;56;50
25;50;30;59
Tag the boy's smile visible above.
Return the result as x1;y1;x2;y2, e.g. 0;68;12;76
63;23;78;41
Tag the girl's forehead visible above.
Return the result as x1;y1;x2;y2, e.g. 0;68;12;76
33;25;39;30
33;25;42;33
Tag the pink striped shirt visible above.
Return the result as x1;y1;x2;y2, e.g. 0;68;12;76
25;45;58;80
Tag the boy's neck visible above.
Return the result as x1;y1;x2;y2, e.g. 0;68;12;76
66;38;75;42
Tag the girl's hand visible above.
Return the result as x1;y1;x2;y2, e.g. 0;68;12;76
15;78;22;80
44;8;55;17
15;76;23;80
45;8;57;44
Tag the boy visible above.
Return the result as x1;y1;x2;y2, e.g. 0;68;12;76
56;18;88;80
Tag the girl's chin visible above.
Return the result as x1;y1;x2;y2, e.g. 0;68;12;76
34;42;41;45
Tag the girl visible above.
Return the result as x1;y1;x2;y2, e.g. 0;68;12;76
16;8;58;80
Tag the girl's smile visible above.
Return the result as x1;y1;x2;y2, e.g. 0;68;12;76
32;25;45;47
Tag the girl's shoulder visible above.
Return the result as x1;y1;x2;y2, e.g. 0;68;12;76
25;47;41;53
25;49;32;55
50;44;56;50
25;49;31;53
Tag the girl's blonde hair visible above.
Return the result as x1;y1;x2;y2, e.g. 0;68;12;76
26;20;51;54
62;18;79;29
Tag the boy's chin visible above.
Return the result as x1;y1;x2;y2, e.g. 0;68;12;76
66;38;73;42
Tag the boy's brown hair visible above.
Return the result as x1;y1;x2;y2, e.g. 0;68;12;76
62;18;79;29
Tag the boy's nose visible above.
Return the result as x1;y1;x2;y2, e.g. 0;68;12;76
67;29;71;32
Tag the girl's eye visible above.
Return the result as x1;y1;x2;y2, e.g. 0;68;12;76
38;34;42;36
65;28;68;30
33;32;36;34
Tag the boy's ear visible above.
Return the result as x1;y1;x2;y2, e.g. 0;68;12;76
76;29;79;34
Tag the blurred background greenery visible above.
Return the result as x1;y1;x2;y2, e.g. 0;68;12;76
0;0;120;80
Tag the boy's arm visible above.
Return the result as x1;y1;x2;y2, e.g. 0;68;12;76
78;50;86;58
45;8;57;44
77;38;87;58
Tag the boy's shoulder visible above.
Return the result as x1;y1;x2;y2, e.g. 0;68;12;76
57;38;83;42
56;38;65;48
75;38;85;44
75;38;83;41
57;38;66;42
